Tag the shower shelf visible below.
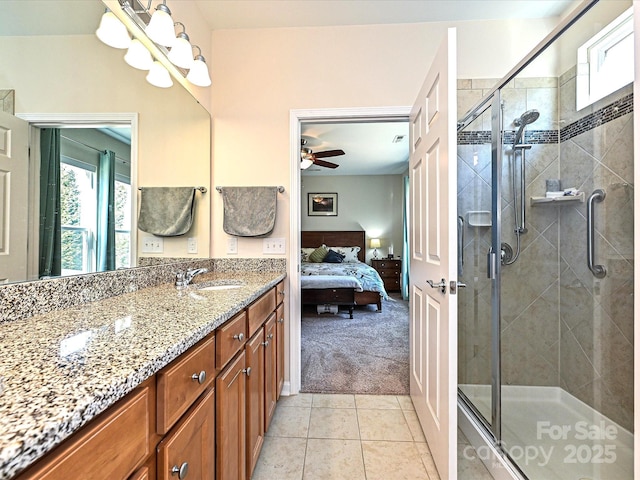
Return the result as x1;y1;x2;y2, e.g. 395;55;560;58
530;192;585;206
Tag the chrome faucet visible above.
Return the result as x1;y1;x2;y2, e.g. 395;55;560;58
175;267;209;287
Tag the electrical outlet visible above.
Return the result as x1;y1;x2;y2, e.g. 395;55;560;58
227;237;238;254
187;237;198;254
263;237;286;254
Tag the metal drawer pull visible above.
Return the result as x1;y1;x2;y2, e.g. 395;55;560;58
278;317;284;324
587;189;606;278
191;370;206;384
268;333;274;340
171;462;189;479
233;333;245;342
243;367;252;377
426;278;447;293
262;340;270;347
278;290;285;296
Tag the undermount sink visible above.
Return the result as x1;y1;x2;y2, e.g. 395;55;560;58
198;284;243;291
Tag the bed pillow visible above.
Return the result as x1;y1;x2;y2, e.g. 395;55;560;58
301;248;316;262
329;246;361;263
308;245;329;263
323;249;345;263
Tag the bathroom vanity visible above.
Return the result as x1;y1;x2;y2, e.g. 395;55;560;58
0;264;286;480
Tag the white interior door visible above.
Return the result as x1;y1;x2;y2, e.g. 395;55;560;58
0;111;29;283
409;28;457;479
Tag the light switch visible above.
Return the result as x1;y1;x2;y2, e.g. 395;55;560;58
263;238;285;254
187;237;198;254
227;237;238;254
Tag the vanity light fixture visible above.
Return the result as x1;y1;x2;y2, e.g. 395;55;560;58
168;23;194;69
186;46;212;87
144;1;175;47
124;38;154;70
96;9;131;49
146;60;173;88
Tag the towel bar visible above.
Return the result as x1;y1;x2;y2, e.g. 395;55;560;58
216;186;285;193
138;186;207;193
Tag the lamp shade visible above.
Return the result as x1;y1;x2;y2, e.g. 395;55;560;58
145;3;175;47
124;39;153;70
186;55;212;87
146;61;173;88
370;238;381;249
168;32;194;69
95;10;131;49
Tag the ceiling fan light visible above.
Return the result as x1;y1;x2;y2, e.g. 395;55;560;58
146;60;173;88
96;10;131;49
168;32;194;69
186;55;212;87
145;3;175;47
124;39;153;70
300;158;313;170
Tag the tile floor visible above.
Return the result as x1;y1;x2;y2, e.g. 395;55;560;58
252;393;493;480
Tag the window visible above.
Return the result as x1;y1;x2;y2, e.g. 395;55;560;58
576;6;633;110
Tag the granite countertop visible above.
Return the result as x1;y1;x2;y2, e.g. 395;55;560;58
0;270;285;479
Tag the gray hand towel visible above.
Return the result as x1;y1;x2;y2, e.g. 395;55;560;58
221;186;278;237
138;187;196;236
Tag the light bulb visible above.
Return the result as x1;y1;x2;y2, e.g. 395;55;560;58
95;10;131;49
146;61;173;88
186;55;212;87
145;3;175;47
168;32;194;69
124;39;153;70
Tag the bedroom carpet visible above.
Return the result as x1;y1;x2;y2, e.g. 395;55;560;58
300;293;409;395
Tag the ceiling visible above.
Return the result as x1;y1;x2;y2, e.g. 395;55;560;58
3;0;577;177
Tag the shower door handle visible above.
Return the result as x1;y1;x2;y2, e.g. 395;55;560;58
587;189;606;279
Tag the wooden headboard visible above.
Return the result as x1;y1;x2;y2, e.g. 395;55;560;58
301;231;366;262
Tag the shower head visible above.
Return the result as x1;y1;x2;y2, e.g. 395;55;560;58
514;109;540;127
513;109;540;146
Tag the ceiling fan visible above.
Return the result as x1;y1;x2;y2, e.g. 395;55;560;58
300;139;345;169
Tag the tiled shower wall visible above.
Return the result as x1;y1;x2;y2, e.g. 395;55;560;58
457;74;634;431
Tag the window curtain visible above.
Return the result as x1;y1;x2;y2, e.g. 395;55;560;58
401;175;410;300
39;128;62;278
96;150;116;271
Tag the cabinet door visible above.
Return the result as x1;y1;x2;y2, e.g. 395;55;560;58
264;314;277;430
275;303;285;400
246;328;265;479
157;387;215;480
216;351;247;480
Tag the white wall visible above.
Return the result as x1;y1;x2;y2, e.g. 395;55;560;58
210;17;558;258
301;174;404;263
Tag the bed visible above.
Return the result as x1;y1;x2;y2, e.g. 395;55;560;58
301;231;388;313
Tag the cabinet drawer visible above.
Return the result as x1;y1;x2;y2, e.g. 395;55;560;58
157;387;215;480
216;311;248;369
375;261;401;269
303;288;355;304
157;335;215;434
19;381;154;480
275;280;285;306
247;288;275;338
377;269;400;278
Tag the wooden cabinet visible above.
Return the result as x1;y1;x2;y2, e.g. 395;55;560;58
245;326;266;478
263;314;277;430
157;387;215;480
16;379;157;480
371;259;402;292
216;351;247;480
275;280;285;400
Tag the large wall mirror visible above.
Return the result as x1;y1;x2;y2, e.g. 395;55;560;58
0;0;211;285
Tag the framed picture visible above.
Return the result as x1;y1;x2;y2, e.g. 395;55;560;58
308;193;338;216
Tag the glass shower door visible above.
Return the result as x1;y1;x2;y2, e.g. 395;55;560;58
457;99;494;428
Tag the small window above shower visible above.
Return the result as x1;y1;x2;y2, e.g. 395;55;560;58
576;6;633;110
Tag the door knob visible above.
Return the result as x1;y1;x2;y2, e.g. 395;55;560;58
426;278;447;293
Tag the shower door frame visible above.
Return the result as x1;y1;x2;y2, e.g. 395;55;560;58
455;0;615;473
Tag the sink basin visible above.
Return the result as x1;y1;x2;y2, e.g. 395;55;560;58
198;284;243;291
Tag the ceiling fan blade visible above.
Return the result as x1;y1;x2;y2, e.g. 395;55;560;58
313;149;345;159
313;158;339;169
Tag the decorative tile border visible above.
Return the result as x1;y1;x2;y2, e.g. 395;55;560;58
559;93;633;142
457;129;559;146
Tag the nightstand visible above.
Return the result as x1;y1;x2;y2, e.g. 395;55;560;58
371;259;402;292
